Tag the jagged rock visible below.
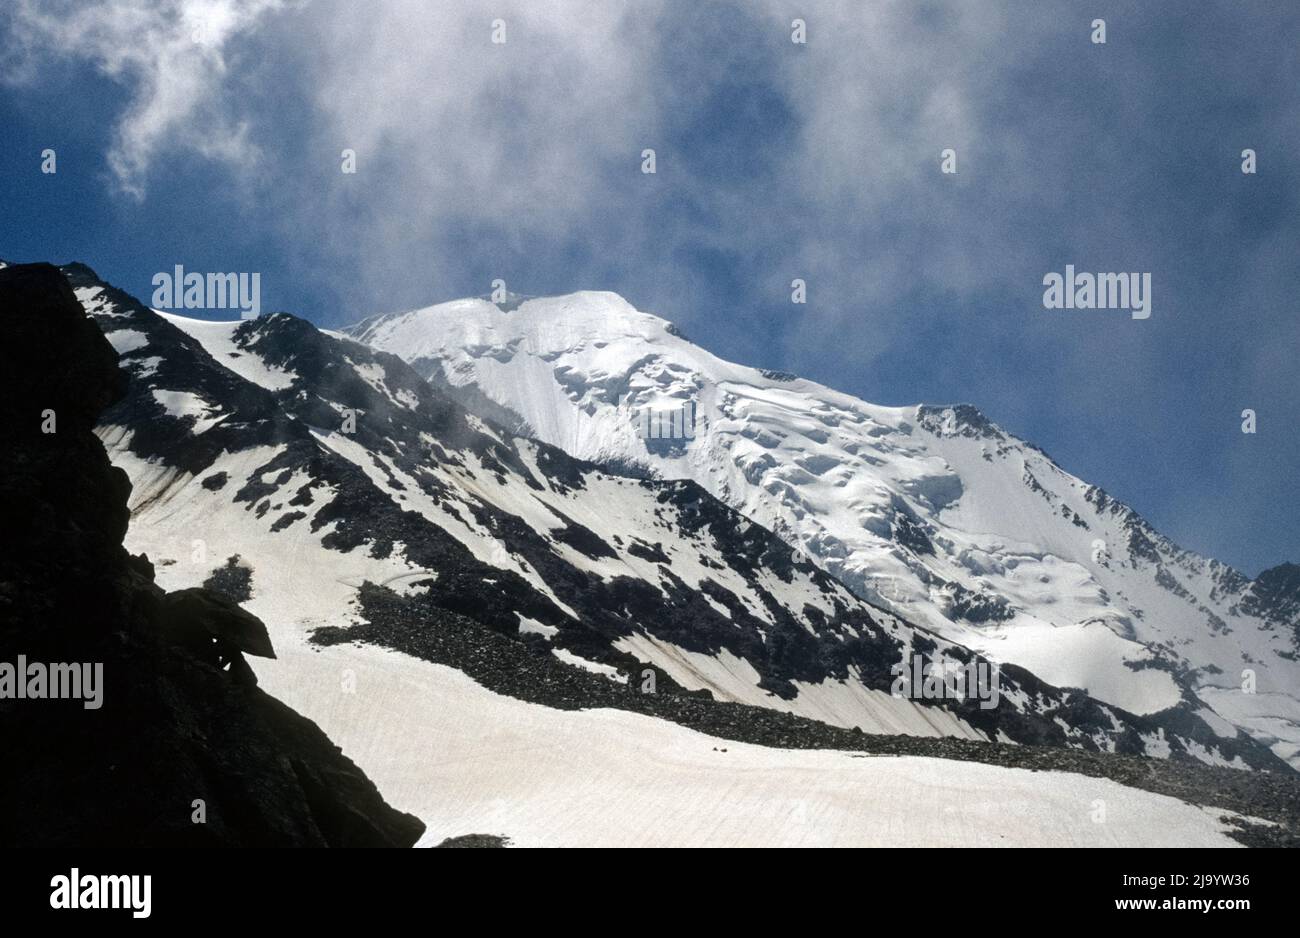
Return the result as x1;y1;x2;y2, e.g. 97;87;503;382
160;587;276;660
1243;562;1300;627
0;263;423;847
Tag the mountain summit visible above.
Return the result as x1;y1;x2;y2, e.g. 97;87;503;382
349;291;1300;769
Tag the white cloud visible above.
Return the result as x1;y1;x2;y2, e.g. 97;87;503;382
3;0;287;198
286;0;670;297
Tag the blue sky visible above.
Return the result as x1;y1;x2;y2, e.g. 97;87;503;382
1;0;1296;575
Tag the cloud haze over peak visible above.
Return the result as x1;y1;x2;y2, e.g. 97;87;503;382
0;0;1296;575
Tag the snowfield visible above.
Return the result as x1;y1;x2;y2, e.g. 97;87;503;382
158;311;297;390
264;642;1256;848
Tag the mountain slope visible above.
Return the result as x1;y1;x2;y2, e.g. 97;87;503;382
347;290;1300;768
52;263;1291;772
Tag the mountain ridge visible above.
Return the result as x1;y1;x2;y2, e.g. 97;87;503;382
348;289;1300;768
52;263;1290;772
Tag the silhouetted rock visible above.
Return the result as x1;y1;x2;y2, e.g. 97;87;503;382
0;263;423;847
160;587;276;661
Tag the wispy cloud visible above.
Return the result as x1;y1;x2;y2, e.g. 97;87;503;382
2;0;287;198
2;0;1295;569
291;0;670;299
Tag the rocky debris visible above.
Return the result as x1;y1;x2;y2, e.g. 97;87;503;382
202;554;253;602
316;581;1300;846
435;834;510;848
0;264;423;847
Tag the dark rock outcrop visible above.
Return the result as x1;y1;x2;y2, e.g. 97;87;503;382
0;263;423;847
1242;562;1300;634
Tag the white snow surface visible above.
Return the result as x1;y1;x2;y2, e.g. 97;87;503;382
158;312;297;390
150;388;226;434
352;291;1300;766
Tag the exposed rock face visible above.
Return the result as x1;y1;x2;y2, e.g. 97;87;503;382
1242;563;1300;636
0;263;423;847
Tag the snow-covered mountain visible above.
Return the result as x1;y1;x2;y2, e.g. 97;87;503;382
3;259;1295;846
46;261;1287;775
348;291;1300;769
